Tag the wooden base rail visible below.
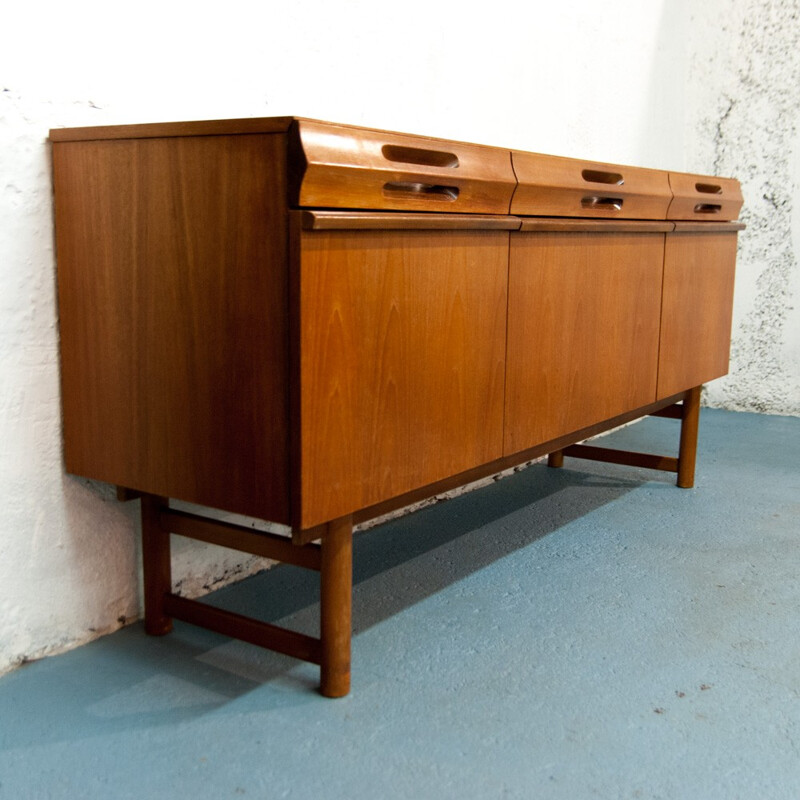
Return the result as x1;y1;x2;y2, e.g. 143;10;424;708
547;386;701;488
140;495;353;698
163;593;323;664
555;445;678;473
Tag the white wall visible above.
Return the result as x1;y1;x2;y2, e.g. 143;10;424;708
684;0;800;414
0;0;795;675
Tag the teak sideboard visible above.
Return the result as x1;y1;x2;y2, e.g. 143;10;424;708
50;117;744;697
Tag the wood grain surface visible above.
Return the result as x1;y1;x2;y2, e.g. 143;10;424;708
292;120;517;214
518;219;675;233
657;232;739;398
667;172;743;221
54;133;292;521
49;117;295;142
298;210;521;231
504;231;664;454
296;229;509;528
511;151;672;219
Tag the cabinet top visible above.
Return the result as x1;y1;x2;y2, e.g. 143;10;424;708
48;116;487;144
48;116;744;221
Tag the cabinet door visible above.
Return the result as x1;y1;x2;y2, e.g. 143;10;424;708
657;231;738;399
504;231;664;455
297;230;508;528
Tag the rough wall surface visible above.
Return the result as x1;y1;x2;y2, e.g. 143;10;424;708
0;94;272;675
686;0;800;414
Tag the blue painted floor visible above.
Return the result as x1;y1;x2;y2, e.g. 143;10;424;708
1;409;799;799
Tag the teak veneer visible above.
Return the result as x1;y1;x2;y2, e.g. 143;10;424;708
50;117;744;697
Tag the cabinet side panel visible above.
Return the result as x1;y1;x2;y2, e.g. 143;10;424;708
657;232;738;399
505;232;663;454
298;230;508;528
53;134;290;522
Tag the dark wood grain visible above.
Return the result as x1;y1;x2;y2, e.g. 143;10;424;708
561;444;679;473
672;221;745;233
677;386;701;488
160;508;321;570
54;133;292;522
141;494;172;636
163;594;322;664
320;516;353;698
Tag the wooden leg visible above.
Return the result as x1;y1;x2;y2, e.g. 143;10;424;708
141;494;173;636
320;515;353;698
677;385;701;488
547;450;564;468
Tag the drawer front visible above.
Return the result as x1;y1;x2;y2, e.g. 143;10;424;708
667;172;743;221
292;120;517;214
510;151;672;219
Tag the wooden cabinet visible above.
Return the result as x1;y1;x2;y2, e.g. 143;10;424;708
49;117;744;696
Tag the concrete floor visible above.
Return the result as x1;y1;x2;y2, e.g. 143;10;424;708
1;408;798;799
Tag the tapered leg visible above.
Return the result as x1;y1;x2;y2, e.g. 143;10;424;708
547;450;564;468
141;494;173;635
677;385;701;488
320;515;353;698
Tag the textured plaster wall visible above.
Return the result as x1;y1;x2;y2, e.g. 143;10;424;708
0;0;792;676
685;0;800;414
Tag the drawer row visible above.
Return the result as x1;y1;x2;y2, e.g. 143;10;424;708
48;115;744;222
292;119;743;221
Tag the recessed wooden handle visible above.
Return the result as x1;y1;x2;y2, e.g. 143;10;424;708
581;196;623;211
382;144;459;169
693;203;722;214
383;181;459;201
582;169;624;186
695;182;722;195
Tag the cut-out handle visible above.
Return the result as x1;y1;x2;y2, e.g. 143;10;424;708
694;203;722;214
582;169;624;186
383;181;459;201
582;196;623;211
695;182;722;194
382;145;459;169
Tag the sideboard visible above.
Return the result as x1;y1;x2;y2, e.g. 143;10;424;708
49;117;744;697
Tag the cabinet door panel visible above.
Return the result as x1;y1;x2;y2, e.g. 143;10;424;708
505;232;664;454
657;232;738;398
299;230;508;528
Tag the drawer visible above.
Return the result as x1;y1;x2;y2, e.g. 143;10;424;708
290;119;517;214
667;172;743;221
510;151;672;219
